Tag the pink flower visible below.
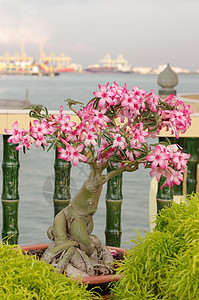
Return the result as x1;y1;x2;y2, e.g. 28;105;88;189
121;95;135;111
68;144;87;166
66;128;79;143
31;119;51;148
149;167;165;182
172;151;190;170
126;149;134;161
147;90;159;112
35;133;48;148
92;108;111;127
111;133;126;149
93;83;115;108
78;101;95;121
122;86;146;113
58;115;76;134
58;147;70;161
160;167;184;188
32;119;51;137
58;138;87;166
130;122;149;143
15;132;35;150
83;131;97;147
5;121;25;143
146;145;170;169
59;136;71;147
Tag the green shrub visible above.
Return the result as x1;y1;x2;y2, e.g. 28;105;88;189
0;242;101;300
111;193;199;299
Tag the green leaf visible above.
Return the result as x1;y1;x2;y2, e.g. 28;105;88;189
97;133;102;147
47;142;55;152
65;98;84;107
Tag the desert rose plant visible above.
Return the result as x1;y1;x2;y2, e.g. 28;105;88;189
5;82;191;277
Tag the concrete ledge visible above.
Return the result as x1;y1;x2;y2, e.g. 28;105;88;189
0;110;79;134
1;93;199;135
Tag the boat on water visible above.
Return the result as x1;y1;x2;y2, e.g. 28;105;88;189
56;67;75;73
85;65;118;73
85;54;133;73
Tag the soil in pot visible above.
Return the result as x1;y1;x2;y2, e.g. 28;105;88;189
22;244;126;296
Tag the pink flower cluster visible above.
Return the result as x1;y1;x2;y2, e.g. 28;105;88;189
157;94;192;138
146;144;190;188
5;82;192;188
5;119;51;150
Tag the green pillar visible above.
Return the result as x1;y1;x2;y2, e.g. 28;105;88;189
156;176;173;213
170;137;185;196
1;135;19;244
53;148;71;216
157;65;178;211
156;137;173;213
105;164;123;247
156;136;187;213
185;138;199;194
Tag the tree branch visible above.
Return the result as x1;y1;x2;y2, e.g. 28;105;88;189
98;160;109;172
100;161;139;185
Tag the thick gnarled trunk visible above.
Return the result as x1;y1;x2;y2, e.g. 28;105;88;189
42;171;114;277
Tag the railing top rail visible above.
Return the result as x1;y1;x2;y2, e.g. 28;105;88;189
0;110;199;137
0;110;78;134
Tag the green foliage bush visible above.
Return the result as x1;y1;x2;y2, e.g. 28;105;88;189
0;242;100;300
111;193;199;300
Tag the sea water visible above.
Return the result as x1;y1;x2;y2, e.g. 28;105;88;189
0;72;198;249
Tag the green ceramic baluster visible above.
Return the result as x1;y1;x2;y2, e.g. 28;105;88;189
156;176;173;213
156;137;173;213
53;148;71;216
105;164;123;247
185;138;199;194
172;137;185;195
1;135;19;244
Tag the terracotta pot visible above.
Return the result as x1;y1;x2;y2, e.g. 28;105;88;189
20;243;126;296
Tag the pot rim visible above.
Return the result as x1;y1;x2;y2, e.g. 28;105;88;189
20;243;126;284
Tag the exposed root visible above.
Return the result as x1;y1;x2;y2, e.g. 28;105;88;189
41;241;114;277
66;263;89;278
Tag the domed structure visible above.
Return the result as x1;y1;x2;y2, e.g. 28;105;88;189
157;64;178;96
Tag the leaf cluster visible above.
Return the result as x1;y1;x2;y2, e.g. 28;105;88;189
25;105;49;120
111;193;199;299
0;242;101;299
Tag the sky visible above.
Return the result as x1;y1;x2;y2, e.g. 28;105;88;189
0;0;199;71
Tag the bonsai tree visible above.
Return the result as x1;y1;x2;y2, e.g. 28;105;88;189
5;82;191;277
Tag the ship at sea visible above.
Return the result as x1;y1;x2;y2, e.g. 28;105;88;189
85;54;133;73
0;43;83;76
39;44;83;74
